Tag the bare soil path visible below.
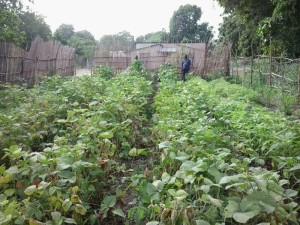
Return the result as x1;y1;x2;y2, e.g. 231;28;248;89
76;68;91;76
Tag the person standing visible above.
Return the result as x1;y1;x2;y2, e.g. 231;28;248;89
181;55;191;81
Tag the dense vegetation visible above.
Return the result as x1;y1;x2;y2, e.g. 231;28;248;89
0;64;299;224
217;0;300;57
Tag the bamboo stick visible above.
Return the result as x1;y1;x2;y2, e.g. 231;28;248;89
269;36;272;86
298;62;300;100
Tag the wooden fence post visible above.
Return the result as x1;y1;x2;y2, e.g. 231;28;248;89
55;43;61;76
269;36;272;86
202;43;208;77
280;55;284;93
298;61;300;100
250;41;254;86
5;42;9;83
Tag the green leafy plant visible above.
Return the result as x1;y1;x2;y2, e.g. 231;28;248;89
93;65;115;79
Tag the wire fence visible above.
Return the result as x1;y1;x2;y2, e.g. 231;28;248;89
231;55;300;98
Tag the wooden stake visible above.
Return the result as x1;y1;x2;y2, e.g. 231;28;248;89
269;36;272;87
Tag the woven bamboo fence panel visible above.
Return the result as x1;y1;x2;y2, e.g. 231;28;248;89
0;37;75;86
93;43;230;76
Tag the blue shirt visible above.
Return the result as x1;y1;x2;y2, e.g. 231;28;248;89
182;59;191;70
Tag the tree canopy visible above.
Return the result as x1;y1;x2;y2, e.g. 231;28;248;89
0;9;24;45
0;0;30;45
99;31;134;51
0;0;53;47
19;11;52;50
169;4;213;42
136;30;169;43
53;24;75;46
217;0;300;57
69;30;96;57
53;25;97;67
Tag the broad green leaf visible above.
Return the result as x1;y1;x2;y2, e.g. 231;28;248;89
175;152;189;161
57;119;67;123
112;208;125;218
0;213;12;224
233;210;260;223
14;216;25;224
259;201;275;214
57;163;71;170
279;179;289;186
162;172;171;182
38;181;51;190
88;185;96;192
225;182;246;190
203;178;214;186
4;188;15;197
146;183;157;195
6;166;19;174
285;189;298;197
289;164;300;171
158;141;170;149
146;222;159;225
240;197;262;212
28;218;44;225
219;174;244;185
51;211;61;221
168;189;176;196
200;185;210;194
102;195;116;208
0;194;7;202
99;131;113;139
64;218;77;224
169;176;176;184
129;148;139;157
224;200;240;218
49;187;56;195
152;180;165;192
253;175;267;188
24;185;37;195
75;204;87;215
196;220;210;225
208;167;223;183
168;189;188;200
62;199;72;212
180;161;195;171
203;194;223;208
255;158;265;165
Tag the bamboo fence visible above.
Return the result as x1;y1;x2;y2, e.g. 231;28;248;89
93;42;231;76
0;37;75;86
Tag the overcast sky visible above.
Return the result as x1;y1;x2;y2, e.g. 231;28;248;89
29;0;224;40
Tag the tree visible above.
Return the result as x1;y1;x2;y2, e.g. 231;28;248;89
218;14;257;56
136;30;169;43
53;24;75;45
0;0;32;45
99;31;134;51
69;30;96;67
0;0;26;12
196;23;214;43
216;0;300;56
0;9;24;45
19;11;52;50
169;4;213;42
